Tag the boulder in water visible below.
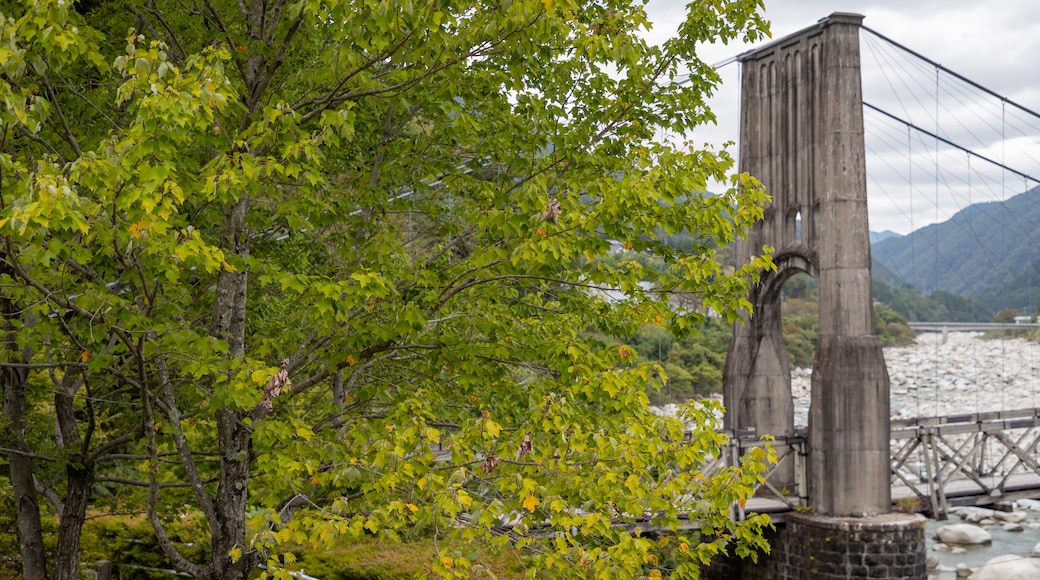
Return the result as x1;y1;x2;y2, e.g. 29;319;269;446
935;523;992;545
968;554;1040;579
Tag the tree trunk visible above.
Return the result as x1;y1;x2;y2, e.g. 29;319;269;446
208;195;255;578
2;366;49;580
53;461;95;580
1;278;48;580
51;370;93;580
212;408;257;579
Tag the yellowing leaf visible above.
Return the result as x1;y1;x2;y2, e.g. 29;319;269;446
522;495;539;512
80;350;93;363
679;542;690;554
484;420;501;439
129;217;149;238
406;503;419;513
649;570;662;579
457;489;473;508
228;546;242;563
346;354;356;366
624;473;640;492
250;369;271;384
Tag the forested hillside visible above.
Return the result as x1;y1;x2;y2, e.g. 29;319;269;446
872;185;1040;314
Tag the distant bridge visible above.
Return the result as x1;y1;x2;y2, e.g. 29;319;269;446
908;322;1040;333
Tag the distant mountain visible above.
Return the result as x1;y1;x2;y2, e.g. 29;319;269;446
869;230;902;244
871;185;1040;315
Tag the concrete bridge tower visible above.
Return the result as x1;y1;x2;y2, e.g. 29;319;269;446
723;12;891;516
714;14;930;579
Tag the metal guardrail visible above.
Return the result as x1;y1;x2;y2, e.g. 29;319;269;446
890;407;1040;518
705;429;808;520
712;409;1040;520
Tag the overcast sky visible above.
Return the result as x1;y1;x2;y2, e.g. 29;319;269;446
642;1;1040;234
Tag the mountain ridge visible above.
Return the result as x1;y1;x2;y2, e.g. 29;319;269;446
870;185;1040;315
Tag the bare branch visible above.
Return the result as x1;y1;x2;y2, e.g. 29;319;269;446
98;476;217;488
151;353;218;524
0;446;56;462
143;358;206;578
34;477;64;513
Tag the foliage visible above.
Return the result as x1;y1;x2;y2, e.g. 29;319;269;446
78;514;211;577
994;309;1021;323
0;0;775;578
629;318;733;404
873;304;916;347
628;281;915;406
779;297;817;369
873;280;992;323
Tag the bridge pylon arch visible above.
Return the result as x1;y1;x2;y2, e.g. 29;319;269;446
722;12;891;517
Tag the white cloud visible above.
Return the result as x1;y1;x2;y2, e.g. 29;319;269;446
644;0;1040;234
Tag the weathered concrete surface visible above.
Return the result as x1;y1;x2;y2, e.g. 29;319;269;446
811;336;890;515
723;12;892;516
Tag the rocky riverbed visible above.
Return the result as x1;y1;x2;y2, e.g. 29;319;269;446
792;331;1040;426
652;332;1040;578
795;332;1040;579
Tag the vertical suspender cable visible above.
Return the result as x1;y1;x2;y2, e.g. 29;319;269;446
908;125;920;418
934;66;941;416
1001;100;1008;413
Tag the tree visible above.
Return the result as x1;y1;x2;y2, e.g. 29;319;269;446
0;0;774;577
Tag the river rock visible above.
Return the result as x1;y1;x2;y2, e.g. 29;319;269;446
999;511;1028;524
1002;522;1025;532
1031;542;1040;558
1018;499;1040;511
935;523;992;545
968;554;1040;579
958;507;998;523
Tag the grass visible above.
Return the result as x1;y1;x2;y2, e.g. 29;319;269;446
289;534;529;580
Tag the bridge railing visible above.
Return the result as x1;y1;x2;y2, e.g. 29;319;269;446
890;408;1040;518
706;429;808;519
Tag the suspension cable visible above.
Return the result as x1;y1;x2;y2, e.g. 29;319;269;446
861;25;1040;123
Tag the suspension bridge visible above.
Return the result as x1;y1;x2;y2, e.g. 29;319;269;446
706;13;1040;580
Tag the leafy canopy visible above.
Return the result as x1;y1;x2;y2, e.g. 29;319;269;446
0;0;774;577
